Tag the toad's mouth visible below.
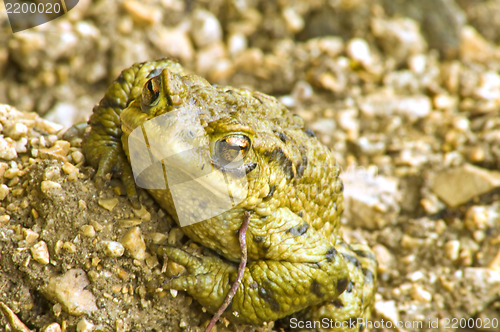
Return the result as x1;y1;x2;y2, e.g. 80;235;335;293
124;109;249;227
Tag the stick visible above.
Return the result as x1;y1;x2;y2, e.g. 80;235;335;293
206;211;250;332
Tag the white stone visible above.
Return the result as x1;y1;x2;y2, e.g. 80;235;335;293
31;241;50;265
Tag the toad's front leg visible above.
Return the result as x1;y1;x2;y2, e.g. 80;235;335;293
159;240;349;325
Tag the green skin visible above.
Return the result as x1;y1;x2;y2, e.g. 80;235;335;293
82;59;377;330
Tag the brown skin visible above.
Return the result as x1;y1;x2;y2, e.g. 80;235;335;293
82;59;376;330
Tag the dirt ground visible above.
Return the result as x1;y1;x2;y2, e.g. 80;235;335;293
1;0;500;331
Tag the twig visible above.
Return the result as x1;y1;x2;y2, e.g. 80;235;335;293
206;211;250;332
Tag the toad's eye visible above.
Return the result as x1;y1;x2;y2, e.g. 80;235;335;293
213;134;251;167
142;76;161;108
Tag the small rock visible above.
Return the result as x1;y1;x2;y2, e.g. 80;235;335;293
4;122;28;140
460;26;499;62
44;103;80;129
71;150;84;164
371;17;426;64
341;168;400;229
23;228;39;244
464;204;499;233
190;9;223;48
133;205;151;222
0;215;11;226
43;164;61;181
227;32;247;57
195;42;227;77
411;284;432;302
444;240;460;261
42;322;62;332
372;244;395;274
282;7;304;33
309;118;336;136
39;140;71;161
62;162;79;181
98;198;118;211
149;25;194;63
122;0;161;26
474;71;500;101
80;225;96;238
0;184;10;200
489;249;500;272
120;227;146;260
31;240;50;265
76;318;94;332
431;164;500;207
0;136;18;160
44;269;97;316
359;92;431;122
100;241;125;258
151;232;168;244
374;300;399;325
167;227;185;246
457;268;500;313
41;180;62;194
347;38;373;68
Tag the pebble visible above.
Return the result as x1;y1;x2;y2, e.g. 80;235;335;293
227;32;247;57
151;232;168;244
359;92;431;122
282;7;304;33
44;269;97;316
341;169;400;229
371;17;426;64
0;184;9;200
133;205;151;222
190;9;223;48
4;122;28;140
431;164;500;207
411;284;432;302
149;25;194;63
62;162;79;181
122;0;161;26
489;249;500;272
444;240;460;261
0;215;11;226
43;165;61;181
31;240;50;265
475;71;500;101
23;228;39;245
372;244;395;274
100;240;125;258
0;136;18;160
41;323;62;332
347;38;373;68
464;204;499;232
460;26;498;62
98;198;118;211
41;180;62;193
120;227;146;260
39;140;71;161
167;227;185;246
76;318;94;332
80;225;96;238
374;300;399;326
71;150;84;164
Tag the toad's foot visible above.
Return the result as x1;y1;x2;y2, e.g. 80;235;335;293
159;244;350;325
